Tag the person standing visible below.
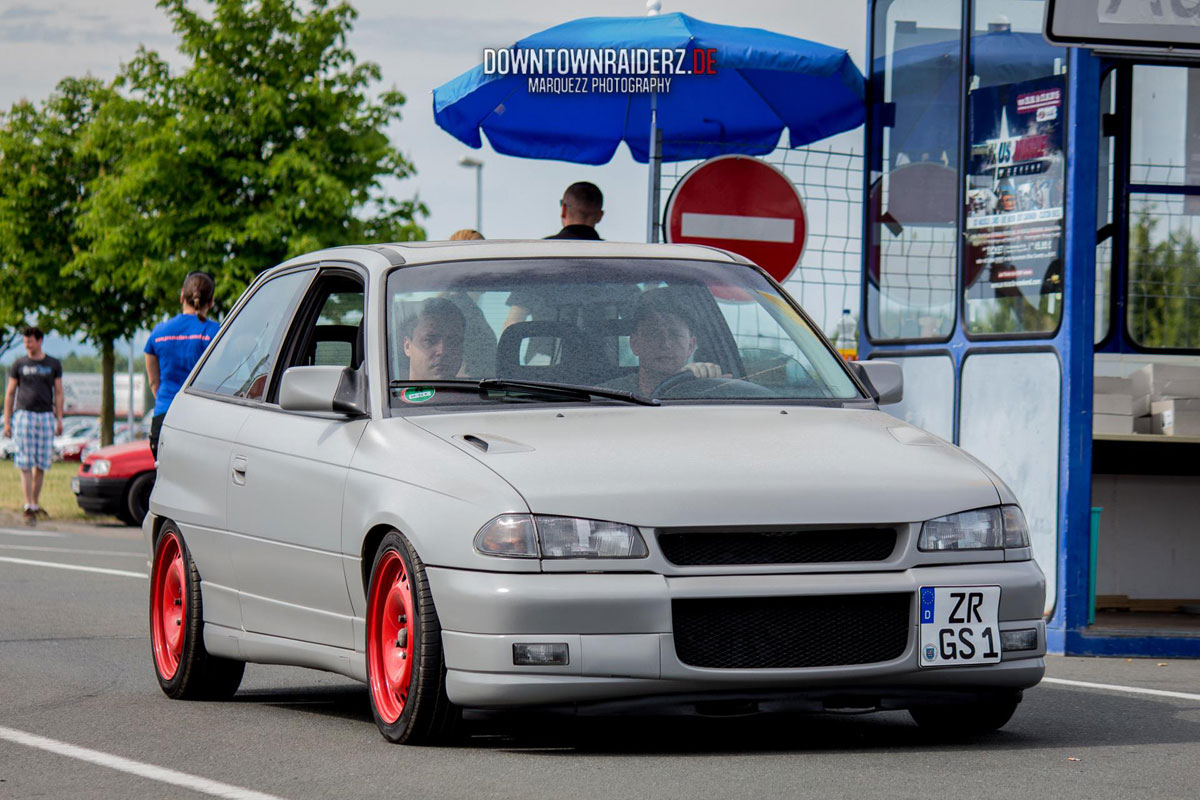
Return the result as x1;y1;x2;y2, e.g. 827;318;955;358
547;181;604;240
144;272;218;458
2;327;64;523
502;182;611;360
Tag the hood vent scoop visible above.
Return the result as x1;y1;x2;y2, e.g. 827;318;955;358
452;433;535;455
888;426;940;447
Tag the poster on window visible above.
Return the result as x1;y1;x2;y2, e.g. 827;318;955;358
964;75;1066;330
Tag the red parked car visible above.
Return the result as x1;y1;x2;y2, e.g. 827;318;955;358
72;440;155;526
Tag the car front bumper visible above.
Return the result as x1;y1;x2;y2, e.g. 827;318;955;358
72;475;126;514
426;561;1047;709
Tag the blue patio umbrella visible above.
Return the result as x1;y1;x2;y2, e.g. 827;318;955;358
433;12;865;241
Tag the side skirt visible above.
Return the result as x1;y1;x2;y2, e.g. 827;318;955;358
203;622;367;683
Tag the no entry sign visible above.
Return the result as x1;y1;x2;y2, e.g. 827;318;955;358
664;155;807;283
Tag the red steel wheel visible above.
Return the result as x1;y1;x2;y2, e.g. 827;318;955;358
365;531;459;744
149;520;245;700
368;550;414;723
151;530;186;679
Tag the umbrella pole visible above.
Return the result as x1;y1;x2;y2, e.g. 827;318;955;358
645;90;662;243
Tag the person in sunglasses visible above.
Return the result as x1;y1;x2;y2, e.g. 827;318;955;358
144;272;218;458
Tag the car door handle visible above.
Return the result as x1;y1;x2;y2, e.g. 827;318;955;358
231;456;248;486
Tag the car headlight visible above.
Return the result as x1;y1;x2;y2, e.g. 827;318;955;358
89;459;111;477
474;514;648;559
919;505;1029;551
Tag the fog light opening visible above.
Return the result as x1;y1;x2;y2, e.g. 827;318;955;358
1000;628;1038;652
512;642;570;666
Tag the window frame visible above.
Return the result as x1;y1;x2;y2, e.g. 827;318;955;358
266;264;369;407
184;265;318;408
865;0;966;346
960;0;1070;342
1121;62;1200;354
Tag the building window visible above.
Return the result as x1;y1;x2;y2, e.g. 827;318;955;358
866;0;962;341
1126;66;1200;350
962;0;1066;336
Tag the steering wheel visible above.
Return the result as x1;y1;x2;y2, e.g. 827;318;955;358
652;370;699;397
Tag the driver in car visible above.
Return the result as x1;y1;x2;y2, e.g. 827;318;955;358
403;297;465;380
607;289;725;396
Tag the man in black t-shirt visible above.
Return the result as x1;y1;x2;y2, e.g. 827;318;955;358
3;327;64;522
502;183;632;365
546;181;604;241
503;182;608;343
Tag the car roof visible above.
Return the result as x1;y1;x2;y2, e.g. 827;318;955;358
270;239;752;277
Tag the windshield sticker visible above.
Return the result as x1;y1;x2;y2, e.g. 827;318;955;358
399;387;436;404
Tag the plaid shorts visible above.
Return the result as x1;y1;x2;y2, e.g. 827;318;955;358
13;410;55;470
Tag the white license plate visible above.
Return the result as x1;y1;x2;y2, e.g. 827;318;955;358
70;477;80;494
918;586;1001;667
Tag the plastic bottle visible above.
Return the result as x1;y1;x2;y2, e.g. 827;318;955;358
835;309;857;361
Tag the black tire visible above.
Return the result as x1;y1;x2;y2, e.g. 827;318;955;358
908;691;1022;735
365;531;459;744
119;472;155;527
149;521;245;700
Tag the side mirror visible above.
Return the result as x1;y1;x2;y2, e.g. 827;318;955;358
851;360;903;406
279;366;368;416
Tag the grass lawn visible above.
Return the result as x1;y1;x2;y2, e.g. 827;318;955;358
0;460;97;520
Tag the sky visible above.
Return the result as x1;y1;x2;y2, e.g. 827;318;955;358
0;0;867;356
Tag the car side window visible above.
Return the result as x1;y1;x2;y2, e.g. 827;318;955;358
265;271;367;404
286;274;366;370
190;270;313;400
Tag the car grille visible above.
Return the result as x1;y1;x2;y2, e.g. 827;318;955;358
672;593;910;669
657;528;897;566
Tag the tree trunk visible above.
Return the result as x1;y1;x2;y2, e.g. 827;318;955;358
100;340;114;446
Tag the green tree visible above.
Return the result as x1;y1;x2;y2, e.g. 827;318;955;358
1128;206;1200;348
0;77;156;444
78;0;426;315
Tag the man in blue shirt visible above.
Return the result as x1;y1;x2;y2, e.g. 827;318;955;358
144;273;218;457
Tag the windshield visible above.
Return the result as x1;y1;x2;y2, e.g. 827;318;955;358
386;258;860;407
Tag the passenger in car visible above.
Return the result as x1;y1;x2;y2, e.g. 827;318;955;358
605;289;726;395
402;298;465;380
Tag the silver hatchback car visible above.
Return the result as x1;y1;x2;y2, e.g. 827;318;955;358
145;240;1045;744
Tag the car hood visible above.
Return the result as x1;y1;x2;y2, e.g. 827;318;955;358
85;440;153;464
403;405;1000;527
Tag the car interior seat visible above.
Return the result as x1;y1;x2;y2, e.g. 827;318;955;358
495;321;603;386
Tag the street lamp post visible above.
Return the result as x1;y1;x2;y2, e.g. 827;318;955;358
458;156;484;233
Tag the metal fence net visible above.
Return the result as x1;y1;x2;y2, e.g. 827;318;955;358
658;144;863;340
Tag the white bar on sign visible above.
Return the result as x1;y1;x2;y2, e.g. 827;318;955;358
681;212;793;243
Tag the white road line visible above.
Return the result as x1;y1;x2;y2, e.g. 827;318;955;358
1043;676;1200;702
0;556;146;579
0;543;145;557
0;526;63;537
681;212;795;242
0;725;287;800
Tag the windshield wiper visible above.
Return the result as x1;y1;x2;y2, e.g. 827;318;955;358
388;378;659;406
478;379;659;406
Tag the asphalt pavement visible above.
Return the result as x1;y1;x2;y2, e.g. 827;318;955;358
2;519;1198;800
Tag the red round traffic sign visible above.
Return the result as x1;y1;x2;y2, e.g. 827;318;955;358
664;155;807;283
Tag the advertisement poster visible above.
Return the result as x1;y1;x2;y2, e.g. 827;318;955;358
964;75;1066;330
